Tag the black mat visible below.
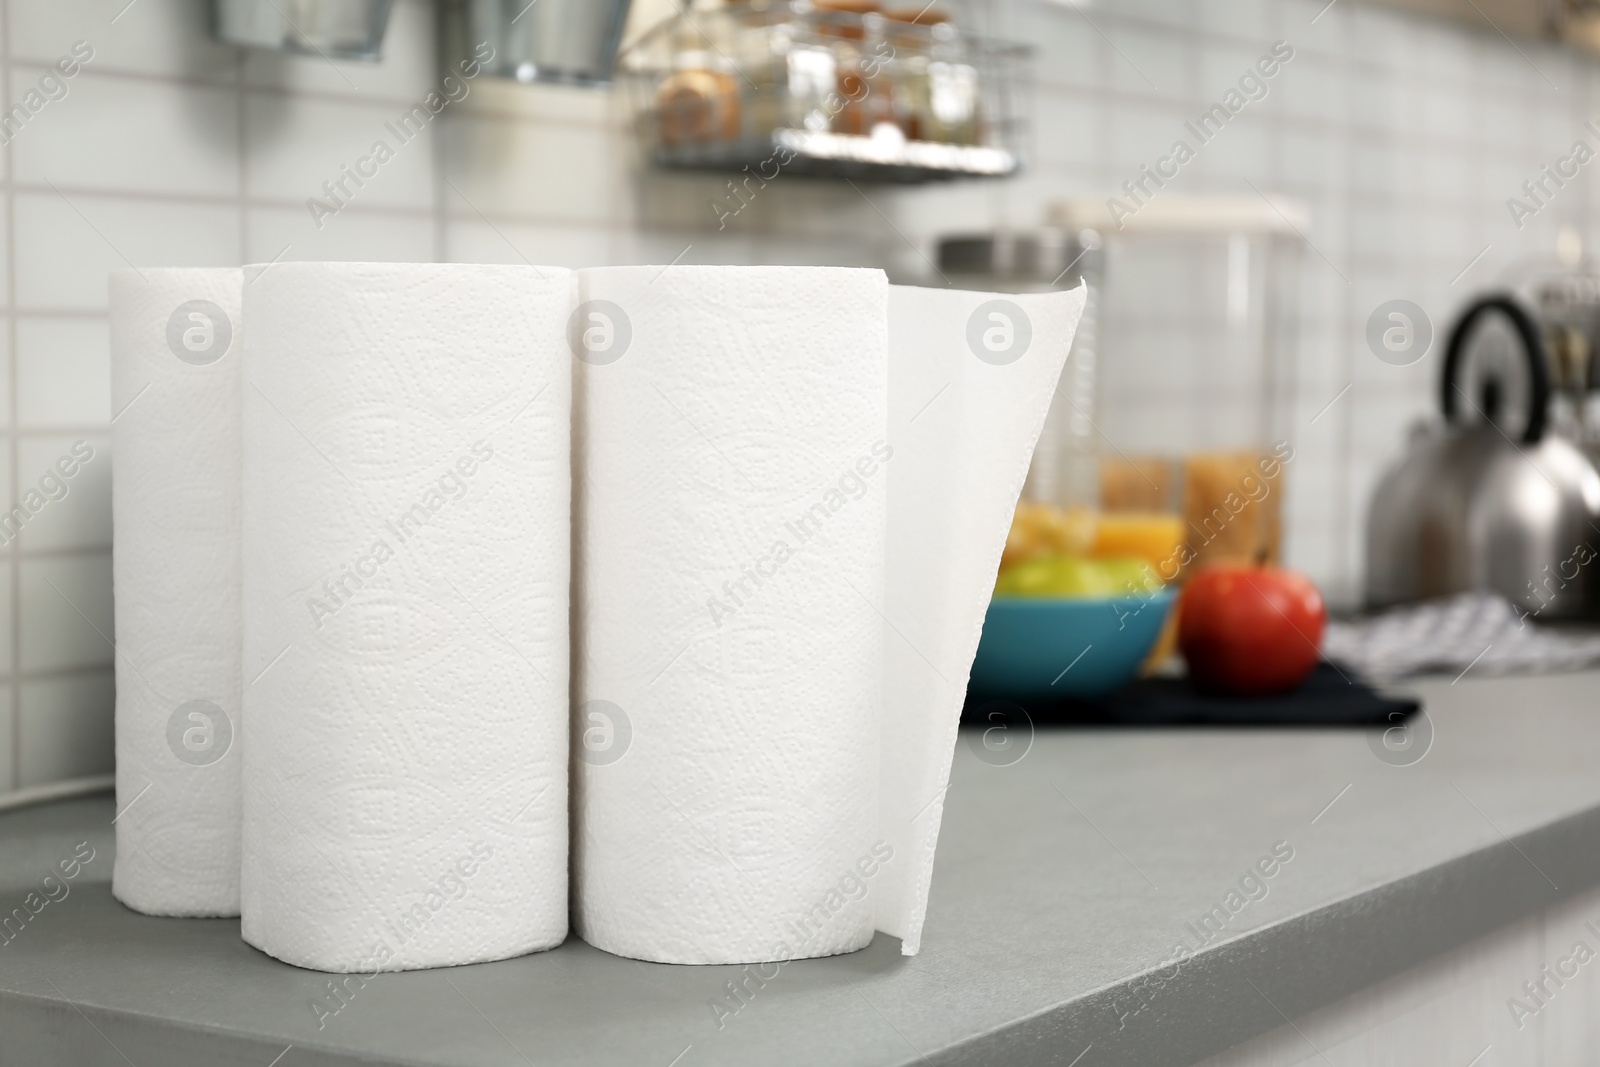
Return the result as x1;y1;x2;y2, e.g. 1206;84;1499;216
963;662;1420;727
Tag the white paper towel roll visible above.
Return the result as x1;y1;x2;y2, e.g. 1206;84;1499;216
240;262;571;972
572;266;1084;964
573;265;890;964
110;267;244;917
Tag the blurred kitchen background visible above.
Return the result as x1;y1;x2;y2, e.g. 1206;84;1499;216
2;0;1595;792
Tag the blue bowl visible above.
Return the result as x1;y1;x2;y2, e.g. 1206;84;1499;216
968;588;1177;702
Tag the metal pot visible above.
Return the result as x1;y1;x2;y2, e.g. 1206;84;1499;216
451;0;634;87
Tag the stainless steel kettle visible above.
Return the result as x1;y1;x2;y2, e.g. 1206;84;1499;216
1365;294;1600;619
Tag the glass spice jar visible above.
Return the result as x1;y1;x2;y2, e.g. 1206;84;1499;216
656;50;741;146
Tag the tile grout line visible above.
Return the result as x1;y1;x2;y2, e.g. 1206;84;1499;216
5;59;617;134
1333;18;1357;608
0;424;123;436
430;0;446;265
5;0;20;793
14;663;115;684
5;180;441;217
237;32;247;266
5;546;115;560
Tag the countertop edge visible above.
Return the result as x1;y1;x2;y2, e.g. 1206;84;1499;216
7;784;1600;1066
932;797;1600;1066
0;986;375;1067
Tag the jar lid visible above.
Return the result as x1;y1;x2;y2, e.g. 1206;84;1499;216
937;230;1102;285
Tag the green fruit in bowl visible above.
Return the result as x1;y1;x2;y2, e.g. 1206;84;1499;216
992;556;1091;597
993;555;1162;599
1093;557;1165;597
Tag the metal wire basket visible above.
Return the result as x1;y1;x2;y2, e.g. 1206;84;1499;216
621;1;1029;183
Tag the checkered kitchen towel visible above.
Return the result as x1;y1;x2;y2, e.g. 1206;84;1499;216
1323;593;1600;681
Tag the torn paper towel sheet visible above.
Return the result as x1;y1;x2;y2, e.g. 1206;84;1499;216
572;266;1084;963
110;268;244;917
875;283;1087;956
240;263;572;972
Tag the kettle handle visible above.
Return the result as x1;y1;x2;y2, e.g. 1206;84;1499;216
1439;293;1550;445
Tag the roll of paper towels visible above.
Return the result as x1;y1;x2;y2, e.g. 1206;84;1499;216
110;267;244;917
573;265;889;964
240;262;572;972
572;266;1084;963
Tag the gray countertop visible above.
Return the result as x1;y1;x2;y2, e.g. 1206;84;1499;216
5;670;1600;1067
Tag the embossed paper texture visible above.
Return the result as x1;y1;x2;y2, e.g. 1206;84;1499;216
239;263;571;972
571;267;1083;964
107;262;1080;970
573;266;890;965
109;267;245;918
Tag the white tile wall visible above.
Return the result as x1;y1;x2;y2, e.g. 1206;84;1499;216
2;0;1595;790
16;318;110;426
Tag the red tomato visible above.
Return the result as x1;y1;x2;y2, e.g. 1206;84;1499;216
1178;563;1326;696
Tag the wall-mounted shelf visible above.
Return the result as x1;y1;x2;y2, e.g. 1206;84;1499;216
651;126;1017;183
622;1;1029;184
